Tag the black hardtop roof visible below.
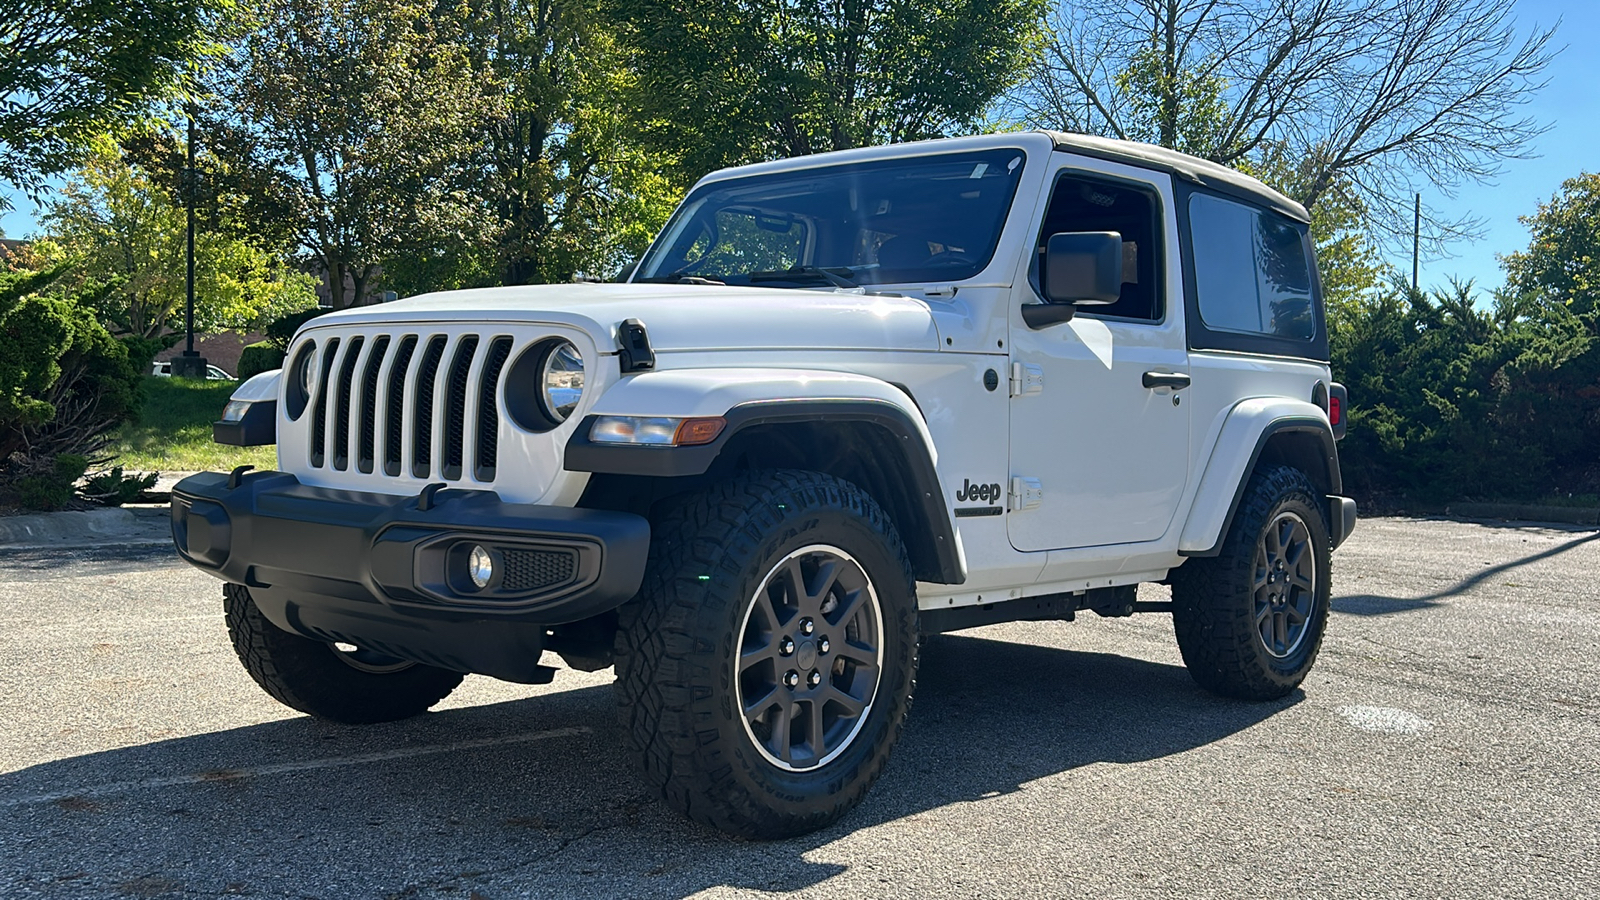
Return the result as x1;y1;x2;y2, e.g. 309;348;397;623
1040;131;1310;224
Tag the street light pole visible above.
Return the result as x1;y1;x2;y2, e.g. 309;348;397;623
172;105;208;379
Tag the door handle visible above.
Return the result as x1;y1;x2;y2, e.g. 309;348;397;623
1142;371;1191;390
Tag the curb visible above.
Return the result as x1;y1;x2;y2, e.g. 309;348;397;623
1444;503;1600;527
0;507;172;548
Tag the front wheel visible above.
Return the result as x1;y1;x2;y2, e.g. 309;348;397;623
223;584;464;723
614;471;919;839
1171;465;1332;700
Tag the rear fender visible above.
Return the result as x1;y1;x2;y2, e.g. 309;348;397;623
1179;397;1340;556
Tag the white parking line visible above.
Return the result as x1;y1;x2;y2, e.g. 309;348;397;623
2;725;592;807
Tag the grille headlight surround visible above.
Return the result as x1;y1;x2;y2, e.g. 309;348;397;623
284;340;316;421
506;337;587;433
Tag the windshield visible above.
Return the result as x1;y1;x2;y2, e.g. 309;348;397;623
635;149;1028;287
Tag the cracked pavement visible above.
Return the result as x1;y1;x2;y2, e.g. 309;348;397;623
2;515;1597;898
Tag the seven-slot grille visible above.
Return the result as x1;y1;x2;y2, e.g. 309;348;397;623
303;333;516;483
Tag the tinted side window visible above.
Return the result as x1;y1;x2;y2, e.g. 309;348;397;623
1031;173;1163;321
1188;193;1314;341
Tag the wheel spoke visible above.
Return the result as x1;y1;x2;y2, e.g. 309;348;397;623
805;698;826;758
835;638;878;666
770;703;793;764
739;642;774;673
824;685;867;717
742;683;780;715
1255;603;1272;626
826;585;867;628
783;557;808;612
1284;604;1308;625
807;558;842;609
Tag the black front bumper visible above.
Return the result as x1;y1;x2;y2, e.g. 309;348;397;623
171;471;650;683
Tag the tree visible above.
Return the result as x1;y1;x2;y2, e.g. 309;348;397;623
1012;0;1556;248
205;0;495;308
1500;172;1600;323
0;0;226;203
38;136;317;341
610;0;1048;180
407;0;679;288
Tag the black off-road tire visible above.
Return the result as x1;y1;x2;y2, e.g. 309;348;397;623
223;583;464;723
614;470;919;839
1170;465;1332;700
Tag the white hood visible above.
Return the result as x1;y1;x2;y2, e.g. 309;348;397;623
309;283;942;355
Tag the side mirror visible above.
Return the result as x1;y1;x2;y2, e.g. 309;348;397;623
1023;231;1124;328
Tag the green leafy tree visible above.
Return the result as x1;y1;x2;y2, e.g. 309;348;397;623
1500;172;1600;323
38;136;317;341
205;0;496;308
0;0;228;202
610;0;1048;180
391;0;678;289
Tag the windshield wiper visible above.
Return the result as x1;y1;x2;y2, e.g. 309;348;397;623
633;265;725;285
747;266;861;290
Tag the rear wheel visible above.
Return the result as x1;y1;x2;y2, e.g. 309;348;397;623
1171;465;1332;700
223;583;464;723
614;470;918;839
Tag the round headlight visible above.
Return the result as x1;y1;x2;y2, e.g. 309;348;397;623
285;340;317;421
539;340;584;423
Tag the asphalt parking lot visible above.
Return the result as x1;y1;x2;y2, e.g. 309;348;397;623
2;515;1597;899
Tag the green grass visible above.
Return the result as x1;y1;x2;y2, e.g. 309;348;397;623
111;376;277;475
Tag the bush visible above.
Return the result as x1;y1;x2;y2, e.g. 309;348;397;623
265;307;329;351
1;265;143;504
237;341;286;380
16;453;88;511
80;466;159;506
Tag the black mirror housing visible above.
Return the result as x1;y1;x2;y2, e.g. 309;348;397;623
1043;231;1123;306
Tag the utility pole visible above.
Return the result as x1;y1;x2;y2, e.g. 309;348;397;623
172;105;209;379
1412;193;1421;294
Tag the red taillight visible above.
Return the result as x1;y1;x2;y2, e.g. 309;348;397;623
1329;395;1342;425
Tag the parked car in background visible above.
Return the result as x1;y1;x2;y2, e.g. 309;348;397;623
152;361;235;381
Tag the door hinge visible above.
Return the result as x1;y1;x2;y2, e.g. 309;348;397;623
1010;362;1044;397
1009;476;1044;511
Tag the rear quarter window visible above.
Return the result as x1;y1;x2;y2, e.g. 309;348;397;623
1188;193;1315;341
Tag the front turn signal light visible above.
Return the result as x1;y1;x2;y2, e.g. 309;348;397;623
675;417;726;446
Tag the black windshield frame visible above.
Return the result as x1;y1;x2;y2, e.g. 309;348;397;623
634;149;1029;287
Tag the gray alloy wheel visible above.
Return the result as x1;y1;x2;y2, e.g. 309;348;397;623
735;544;885;771
1253;511;1317;659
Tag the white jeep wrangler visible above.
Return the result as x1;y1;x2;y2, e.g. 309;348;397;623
176;131;1356;838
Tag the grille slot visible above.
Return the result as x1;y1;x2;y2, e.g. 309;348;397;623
309;338;340;468
411;336;448;479
500;548;577;593
476;337;513;481
331;336;364;471
357;336;390;474
442;335;480;481
384;336;418;476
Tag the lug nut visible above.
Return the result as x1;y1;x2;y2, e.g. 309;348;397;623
800;618;815;635
779;637;795;656
784;670;800;688
817;637;830;655
807;671;822;688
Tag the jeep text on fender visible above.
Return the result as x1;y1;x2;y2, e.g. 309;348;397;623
179;131;1356;839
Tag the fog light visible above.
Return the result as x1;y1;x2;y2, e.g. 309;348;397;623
468;545;494;588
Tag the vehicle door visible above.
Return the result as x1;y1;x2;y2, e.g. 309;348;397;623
1006;162;1191;551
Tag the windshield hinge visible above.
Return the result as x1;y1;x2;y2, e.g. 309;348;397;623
617;318;655;374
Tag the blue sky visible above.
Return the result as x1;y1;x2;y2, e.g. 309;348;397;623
4;0;1594;295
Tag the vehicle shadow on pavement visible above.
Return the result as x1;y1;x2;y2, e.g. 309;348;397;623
1333;527;1600;616
0;632;1289;898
